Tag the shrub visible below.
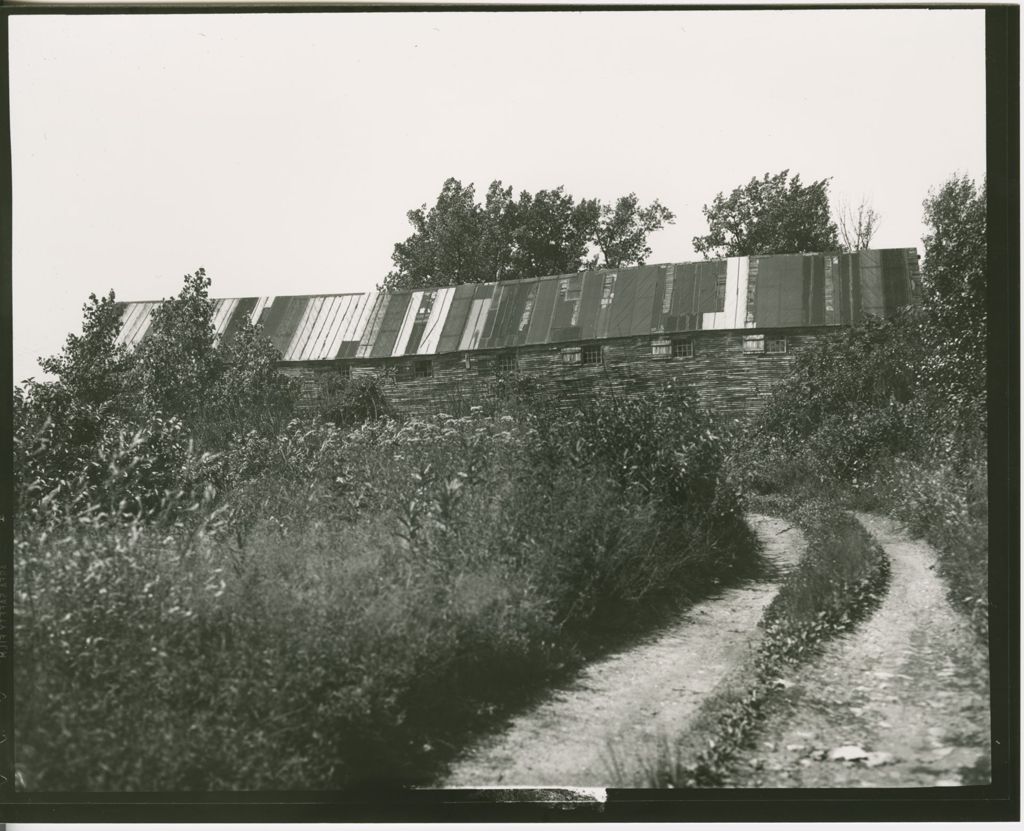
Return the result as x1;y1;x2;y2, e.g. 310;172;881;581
314;372;391;427
15;384;757;790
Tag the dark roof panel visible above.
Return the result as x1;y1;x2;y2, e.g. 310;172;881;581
112;248;921;360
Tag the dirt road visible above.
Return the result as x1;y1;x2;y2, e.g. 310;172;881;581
441;514;804;787
730;512;991;788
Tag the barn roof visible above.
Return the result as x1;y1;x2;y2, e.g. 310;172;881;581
114;248;920;361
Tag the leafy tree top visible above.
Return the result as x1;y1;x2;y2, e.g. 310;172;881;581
920;173;986;404
24;268;299;453
921;173;986;318
381;178;675;291
692;170;840;259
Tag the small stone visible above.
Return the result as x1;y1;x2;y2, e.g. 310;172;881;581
931;746;954;759
763;742;776;751
828;745;869;762
786;744;808;752
798;758;812;767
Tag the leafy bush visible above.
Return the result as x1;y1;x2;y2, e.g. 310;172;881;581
314;372;391;427
15;375;756;790
732;174;988;642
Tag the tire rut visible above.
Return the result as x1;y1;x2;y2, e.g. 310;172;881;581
441;514;804;787
730;512;990;788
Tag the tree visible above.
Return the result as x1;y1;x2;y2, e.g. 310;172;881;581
20;268;299;456
127;268;221;424
507;186;601;279
384;179;491;291
836;196;881;251
692;170;840;259
38;290;135;409
920;173;987;406
593;194;676;268
381;178;674;291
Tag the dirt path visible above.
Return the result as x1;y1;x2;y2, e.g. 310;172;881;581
730;512;990;788
441;514;804;787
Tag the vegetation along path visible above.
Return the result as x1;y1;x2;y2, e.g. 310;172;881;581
731;512;990;788
441;514;803;787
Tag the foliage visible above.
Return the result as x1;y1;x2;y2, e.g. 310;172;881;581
16;370;755;790
594;193;677;268
126;269;221;424
920;173;987;406
313;371;391;428
37;289;134;407
734;312;924;491
692;170;839;258
381;177;675;291
14;270;300;520
200;318;300;445
731;172;988;643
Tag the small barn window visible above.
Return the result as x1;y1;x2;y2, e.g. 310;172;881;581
560;347;582;365
651;338;672;357
766;337;787;354
396;359;433;382
582;345;603;365
672;339;694;358
495;352;518;373
337;364;352;380
743;335;765;353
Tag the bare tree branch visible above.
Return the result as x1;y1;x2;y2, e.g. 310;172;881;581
836;196;881;251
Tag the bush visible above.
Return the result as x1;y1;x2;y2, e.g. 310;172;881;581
731;173;988;644
15;382;757;790
314;372;391;427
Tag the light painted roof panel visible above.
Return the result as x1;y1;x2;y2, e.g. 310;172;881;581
111;249;921;361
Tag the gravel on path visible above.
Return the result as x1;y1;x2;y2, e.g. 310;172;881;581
730;512;990;788
441;514;804;787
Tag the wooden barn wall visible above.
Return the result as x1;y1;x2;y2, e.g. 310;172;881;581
279;327;833;421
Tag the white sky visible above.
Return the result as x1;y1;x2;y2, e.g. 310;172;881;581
10;9;986;383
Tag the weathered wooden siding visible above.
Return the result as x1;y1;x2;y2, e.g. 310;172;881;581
280;327;832;421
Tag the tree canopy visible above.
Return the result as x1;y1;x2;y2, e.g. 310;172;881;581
19;270;298;482
920;173;987;406
381;178;675;291
692;170;840;259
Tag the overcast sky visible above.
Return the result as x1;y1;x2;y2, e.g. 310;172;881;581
11;9;986;383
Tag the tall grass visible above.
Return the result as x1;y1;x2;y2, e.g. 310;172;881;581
15;383;757;791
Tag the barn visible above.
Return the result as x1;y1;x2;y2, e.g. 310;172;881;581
113;248;921;419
